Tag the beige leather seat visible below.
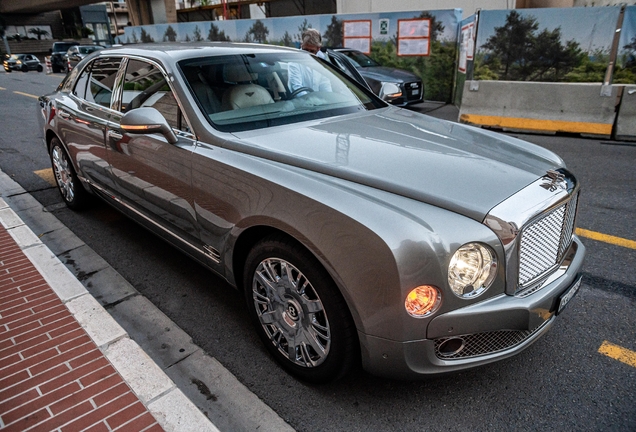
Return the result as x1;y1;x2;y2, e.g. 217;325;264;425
222;63;273;110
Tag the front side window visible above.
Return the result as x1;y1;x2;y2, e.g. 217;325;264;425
121;59;185;132
179;52;384;133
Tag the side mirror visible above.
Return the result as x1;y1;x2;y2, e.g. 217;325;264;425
120;107;178;144
378;82;402;101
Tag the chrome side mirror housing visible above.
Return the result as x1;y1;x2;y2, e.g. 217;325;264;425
120;107;178;144
379;82;402;102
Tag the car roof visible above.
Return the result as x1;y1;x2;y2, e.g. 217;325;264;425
98;42;301;63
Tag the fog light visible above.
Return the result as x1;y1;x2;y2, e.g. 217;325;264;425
405;285;441;318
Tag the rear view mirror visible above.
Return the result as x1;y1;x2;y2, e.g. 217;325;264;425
120;107;178;144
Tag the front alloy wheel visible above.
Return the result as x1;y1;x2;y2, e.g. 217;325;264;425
244;235;358;383
252;258;331;368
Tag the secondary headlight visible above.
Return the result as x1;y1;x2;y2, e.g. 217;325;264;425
448;243;497;298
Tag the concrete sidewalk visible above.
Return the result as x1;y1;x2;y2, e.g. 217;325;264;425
0;199;218;431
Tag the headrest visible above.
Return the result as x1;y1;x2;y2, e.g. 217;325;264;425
224;63;257;83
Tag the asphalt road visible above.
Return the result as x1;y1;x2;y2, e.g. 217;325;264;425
1;70;634;431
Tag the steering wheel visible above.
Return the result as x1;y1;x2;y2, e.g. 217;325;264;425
289;86;314;98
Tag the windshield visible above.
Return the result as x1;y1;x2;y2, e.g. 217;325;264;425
339;50;380;68
53;43;77;53
179;52;384;133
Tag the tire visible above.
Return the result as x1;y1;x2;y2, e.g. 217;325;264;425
52;65;60;73
49;138;89;210
21;65;28;72
243;235;358;383
37;65;43;72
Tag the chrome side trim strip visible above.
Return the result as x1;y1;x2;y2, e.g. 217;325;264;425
86;180;219;263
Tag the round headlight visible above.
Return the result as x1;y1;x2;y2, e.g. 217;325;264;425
448;243;497;298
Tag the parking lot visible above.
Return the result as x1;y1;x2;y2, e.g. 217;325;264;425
1;69;634;431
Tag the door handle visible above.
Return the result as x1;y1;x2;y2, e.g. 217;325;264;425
107;130;123;141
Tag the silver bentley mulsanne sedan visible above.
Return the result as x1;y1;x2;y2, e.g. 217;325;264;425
38;43;585;382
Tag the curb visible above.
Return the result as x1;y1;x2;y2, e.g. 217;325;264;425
0;197;219;431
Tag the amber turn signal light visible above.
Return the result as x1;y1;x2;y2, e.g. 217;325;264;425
405;285;442;318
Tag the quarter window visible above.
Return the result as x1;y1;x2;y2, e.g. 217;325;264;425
86;58;122;108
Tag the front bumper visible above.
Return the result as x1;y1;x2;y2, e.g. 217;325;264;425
359;236;585;380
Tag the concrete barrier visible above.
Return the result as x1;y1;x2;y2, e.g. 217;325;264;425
615;85;636;142
458;81;618;137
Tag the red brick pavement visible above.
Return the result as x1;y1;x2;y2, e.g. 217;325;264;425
0;227;164;432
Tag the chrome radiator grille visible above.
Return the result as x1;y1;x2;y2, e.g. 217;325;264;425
517;193;578;292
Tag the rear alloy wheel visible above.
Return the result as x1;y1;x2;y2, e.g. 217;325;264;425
49;138;89;210
244;235;358;383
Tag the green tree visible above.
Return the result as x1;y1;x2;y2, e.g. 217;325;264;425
248;20;269;43
28;28;49;40
207;23;230;42
280;31;293;47
418;12;444;42
163;25;177;42
482;11;538;80
193;25;204;42
323;16;342;47
296;19;311;42
480;11;584;82
140;28;154;43
526;28;584;81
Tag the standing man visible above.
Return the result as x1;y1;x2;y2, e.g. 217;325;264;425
301;28;326;59
288;28;332;96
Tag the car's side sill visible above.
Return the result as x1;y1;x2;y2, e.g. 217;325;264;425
84;178;222;266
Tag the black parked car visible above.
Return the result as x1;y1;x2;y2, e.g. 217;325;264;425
65;45;104;72
50;41;79;73
326;48;423;106
3;54;43;72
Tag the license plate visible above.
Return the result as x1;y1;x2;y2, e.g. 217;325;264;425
557;275;582;315
412;89;419;96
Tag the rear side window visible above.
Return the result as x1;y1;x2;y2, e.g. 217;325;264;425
84;58;122;108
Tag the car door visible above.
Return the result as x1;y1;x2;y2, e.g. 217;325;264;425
105;57;200;247
324;50;372;92
24;55;36;70
57;57;123;191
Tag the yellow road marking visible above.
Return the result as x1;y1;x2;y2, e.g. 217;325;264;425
576;228;636;250
598;341;636;368
34;168;56;186
13;91;39;99
460;114;612;136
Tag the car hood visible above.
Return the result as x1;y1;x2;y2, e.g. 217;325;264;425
227;107;564;221
359;66;420;83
